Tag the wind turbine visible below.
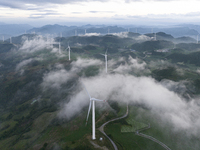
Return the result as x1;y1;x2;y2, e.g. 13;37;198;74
197;34;199;44
100;49;108;73
67;43;71;60
2;36;4;42
84;85;105;140
10;37;12;44
59;42;61;54
75;30;77;36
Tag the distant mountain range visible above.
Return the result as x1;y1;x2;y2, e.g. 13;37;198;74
0;23;200;40
0;24;33;39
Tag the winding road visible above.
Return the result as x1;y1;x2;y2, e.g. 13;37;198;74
99;104;171;150
135;130;171;150
99;104;129;150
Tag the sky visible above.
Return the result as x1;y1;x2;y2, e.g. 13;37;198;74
1;0;200;26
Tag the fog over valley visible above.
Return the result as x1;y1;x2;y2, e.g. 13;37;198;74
1;1;200;148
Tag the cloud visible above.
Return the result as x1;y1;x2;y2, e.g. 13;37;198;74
111;32;128;38
60;72;200;136
40;56;200;136
0;0;109;10
29;12;63;19
135;35;151;41
113;56;147;74
197;68;200;74
0;1;24;9
125;0;181;2
19;35;54;53
81;33;101;36
41;57;102;90
16;58;33;71
71;12;82;14
160;79;188;96
42;69;73;89
89;11;114;13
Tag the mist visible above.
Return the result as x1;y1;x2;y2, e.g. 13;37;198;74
41;57;102;90
53;57;200;137
113;56;148;74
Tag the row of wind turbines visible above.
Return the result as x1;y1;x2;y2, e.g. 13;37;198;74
58;42;108;139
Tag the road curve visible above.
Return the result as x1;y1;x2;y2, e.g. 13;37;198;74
99;104;128;150
135;125;171;150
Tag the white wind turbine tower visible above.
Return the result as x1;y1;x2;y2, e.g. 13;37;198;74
2;36;4;42
84;85;105;140
197;34;199;44
100;49;108;73
75;30;77;36
59;42;61;54
10;37;12;43
85;29;87;35
67;43;71;60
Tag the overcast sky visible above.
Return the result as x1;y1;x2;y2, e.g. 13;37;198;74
1;0;200;26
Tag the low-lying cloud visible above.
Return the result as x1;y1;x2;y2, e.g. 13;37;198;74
41;57;102;90
16;58;33;71
111;56;148;74
38;55;200;137
19;35;53;53
60;73;200;136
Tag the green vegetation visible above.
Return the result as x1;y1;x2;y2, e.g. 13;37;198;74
1;31;200;150
121;117;148;133
131;40;173;52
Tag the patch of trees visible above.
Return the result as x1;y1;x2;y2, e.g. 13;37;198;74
131;40;173;52
0;100;57;141
152;67;182;81
0;43;14;53
167;51;200;66
176;43;200;51
120;51;136;59
83;45;97;51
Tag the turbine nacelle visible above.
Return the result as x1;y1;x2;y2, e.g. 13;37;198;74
90;98;105;102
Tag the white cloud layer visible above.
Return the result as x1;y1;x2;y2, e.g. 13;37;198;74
60;73;200;136
41;57;102;89
19;35;53;53
16;58;33;71
38;56;200;136
113;56;147;74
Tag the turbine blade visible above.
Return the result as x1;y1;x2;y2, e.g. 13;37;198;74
83;84;91;99
92;98;105;102
100;53;105;56
86;101;92;125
